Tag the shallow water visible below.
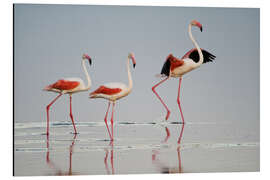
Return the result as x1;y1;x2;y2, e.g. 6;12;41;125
14;120;259;176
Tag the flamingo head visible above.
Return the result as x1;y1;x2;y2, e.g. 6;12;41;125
128;52;136;68
82;53;92;65
191;20;203;32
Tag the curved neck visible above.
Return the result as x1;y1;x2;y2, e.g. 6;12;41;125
82;59;91;91
188;24;203;65
127;57;133;91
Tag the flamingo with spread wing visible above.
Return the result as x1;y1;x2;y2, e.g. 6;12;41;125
152;20;216;123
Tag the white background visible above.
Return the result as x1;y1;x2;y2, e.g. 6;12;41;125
0;0;268;180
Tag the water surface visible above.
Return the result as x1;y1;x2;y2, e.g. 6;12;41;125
14;120;259;175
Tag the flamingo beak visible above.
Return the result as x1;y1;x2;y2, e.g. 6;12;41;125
194;21;203;32
88;58;92;65
131;56;136;68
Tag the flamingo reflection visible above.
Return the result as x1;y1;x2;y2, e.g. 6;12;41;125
104;142;115;174
46;134;77;175
152;124;185;173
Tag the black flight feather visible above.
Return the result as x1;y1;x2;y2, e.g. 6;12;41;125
160;56;172;76
189;49;216;63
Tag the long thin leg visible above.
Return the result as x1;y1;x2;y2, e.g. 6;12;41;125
177;146;182;173
177;77;185;124
104;102;112;140
110;102;116;141
163;127;171;143
104;149;110;174
69;95;77;134
46;134;50;163
110;142;115;174
69;134;77;175
46;93;62;135
152;77;171;120
46;134;56;169
177;123;185;172
177;124;185;144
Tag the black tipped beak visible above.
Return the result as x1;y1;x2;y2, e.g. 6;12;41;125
133;63;136;68
200;26;203;32
88;58;92;66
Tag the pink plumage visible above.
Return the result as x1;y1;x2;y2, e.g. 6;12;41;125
89;53;136;141
44;54;92;135
152;20;216;123
45;79;80;91
90;85;122;96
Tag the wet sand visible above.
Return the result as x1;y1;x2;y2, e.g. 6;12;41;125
14;120;259;176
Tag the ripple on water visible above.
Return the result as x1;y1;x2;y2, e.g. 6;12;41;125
14;140;259;153
15;121;188;130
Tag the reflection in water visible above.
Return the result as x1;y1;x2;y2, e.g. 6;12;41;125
178;123;185;144
152;124;185;173
46;134;77;175
104;142;115;174
163;127;171;143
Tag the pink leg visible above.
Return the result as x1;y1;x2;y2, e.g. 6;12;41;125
104;102;112;140
152;77;171;120
163;127;171;143
104;149;110;174
177;146;182;173
110;102;116;141
152;150;157;161
46;93;62;135
46;134;50;163
46;134;55;169
111;143;115;174
177;77;185;124
177;124;185;144
69;134;77;175
69;95;77;134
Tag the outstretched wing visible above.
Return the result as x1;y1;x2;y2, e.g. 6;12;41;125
182;48;216;63
160;54;184;76
160;57;171;76
201;50;216;63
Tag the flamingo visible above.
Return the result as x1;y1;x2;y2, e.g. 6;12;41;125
89;53;136;141
152;20;216;123
44;54;92;135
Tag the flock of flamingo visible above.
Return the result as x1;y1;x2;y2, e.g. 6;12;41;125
44;20;216;141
